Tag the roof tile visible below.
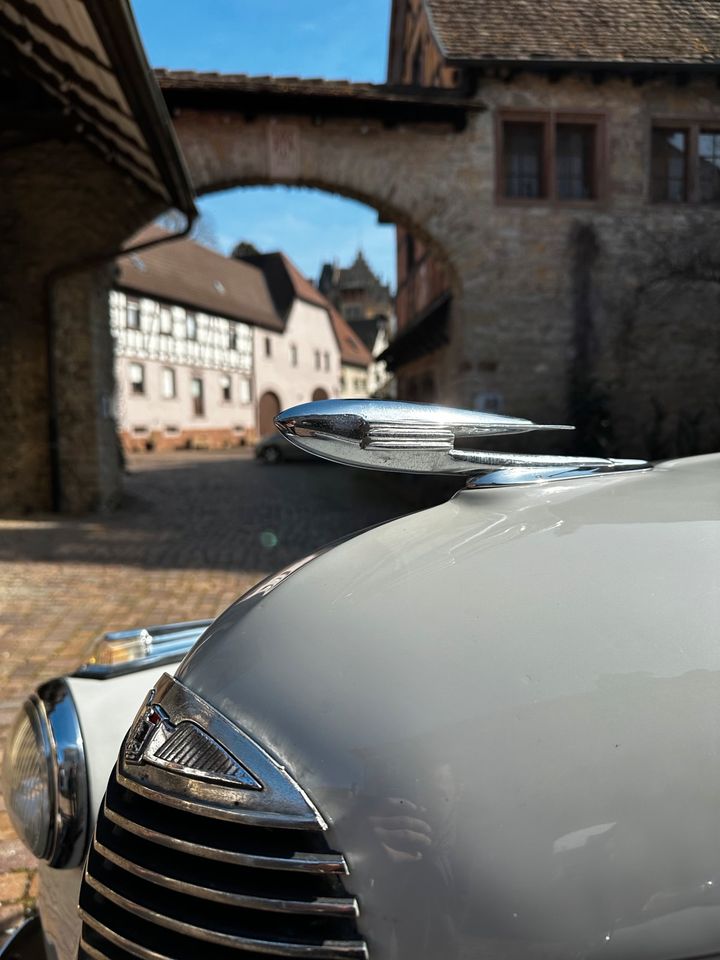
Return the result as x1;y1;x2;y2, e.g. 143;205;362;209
117;226;282;331
425;0;720;65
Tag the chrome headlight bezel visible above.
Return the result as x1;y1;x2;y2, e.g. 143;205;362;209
3;678;88;868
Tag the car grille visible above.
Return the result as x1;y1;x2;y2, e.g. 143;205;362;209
78;676;368;960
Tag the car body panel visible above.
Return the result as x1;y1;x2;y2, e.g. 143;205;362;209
174;454;720;959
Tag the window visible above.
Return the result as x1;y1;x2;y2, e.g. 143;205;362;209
499;114;602;202
164;425;180;436
556;124;596;200
126;300;140;329
323;351;330;372
229;326;237;351
160;307;173;335
220;374;232;402
129;362;145;395
264;336;272;358
191;377;204;417
345;304;362;320
651;128;688;202
238;378;252;405
290;344;298;367
161;366;176;399
186;313;197;341
502;121;545;198
314;350;321;370
650;123;720;204
699;129;720;202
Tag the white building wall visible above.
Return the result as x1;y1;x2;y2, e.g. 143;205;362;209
111;290;255;445
254;300;341;413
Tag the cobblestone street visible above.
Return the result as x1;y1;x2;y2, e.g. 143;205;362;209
0;449;452;935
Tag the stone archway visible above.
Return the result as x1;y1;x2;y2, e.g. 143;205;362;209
258;391;281;436
311;387;329;401
160;73;482;408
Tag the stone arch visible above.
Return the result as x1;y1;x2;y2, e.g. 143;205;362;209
311;387;329;401
172;112;466;294
258;390;281;436
169;105;487;409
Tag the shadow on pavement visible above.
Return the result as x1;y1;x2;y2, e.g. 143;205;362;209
0;453;461;574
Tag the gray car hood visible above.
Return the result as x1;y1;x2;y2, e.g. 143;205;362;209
177;455;720;960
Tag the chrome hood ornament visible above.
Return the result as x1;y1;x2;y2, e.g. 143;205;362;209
275;399;649;483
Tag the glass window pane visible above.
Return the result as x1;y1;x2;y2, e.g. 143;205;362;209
503;122;545;198
126;301;139;329
129;363;144;395
556;124;595;199
699;130;720;203
651;128;687;202
160;308;172;335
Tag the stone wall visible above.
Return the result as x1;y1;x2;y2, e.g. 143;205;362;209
0;138;164;514
171;70;720;458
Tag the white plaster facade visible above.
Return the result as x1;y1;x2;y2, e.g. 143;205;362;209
254;298;341;422
110;289;255;447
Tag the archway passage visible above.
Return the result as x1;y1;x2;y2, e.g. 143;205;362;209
312;388;329;401
259;391;281;436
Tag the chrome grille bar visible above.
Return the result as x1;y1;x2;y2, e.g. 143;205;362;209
103;801;348;874
93;837;358;916
84;873;367;958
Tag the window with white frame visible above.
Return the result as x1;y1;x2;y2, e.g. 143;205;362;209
220;374;232;402
126;299;140;329
160;307;173;335
129;362;145;395
186;312;198;341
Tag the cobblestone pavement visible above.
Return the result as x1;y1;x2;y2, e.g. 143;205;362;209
0;449;454;937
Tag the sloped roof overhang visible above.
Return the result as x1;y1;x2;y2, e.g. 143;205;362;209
0;0;196;216
157;70;483;131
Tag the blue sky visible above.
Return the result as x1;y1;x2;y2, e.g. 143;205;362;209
133;0;397;288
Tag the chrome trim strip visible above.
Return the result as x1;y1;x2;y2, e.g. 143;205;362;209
103;802;348;874
117;765;319;830
466;461;652;488
79;937;114;960
74;620;211;679
32;678;89;868
93;836;358;916
81;917;178;960
85;873;369;958
275;399;650;480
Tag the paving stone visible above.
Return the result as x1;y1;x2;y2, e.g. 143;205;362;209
0;872;27;904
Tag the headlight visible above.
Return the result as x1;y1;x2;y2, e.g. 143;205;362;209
2;679;88;868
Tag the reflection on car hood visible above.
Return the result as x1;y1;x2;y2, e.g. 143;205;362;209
177;454;720;960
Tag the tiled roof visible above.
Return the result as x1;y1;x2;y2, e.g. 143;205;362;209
425;0;720;66
328;309;373;368
280;254;330;309
155;69;478;107
116;226;282;331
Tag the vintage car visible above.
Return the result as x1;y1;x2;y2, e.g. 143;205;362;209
3;398;720;960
